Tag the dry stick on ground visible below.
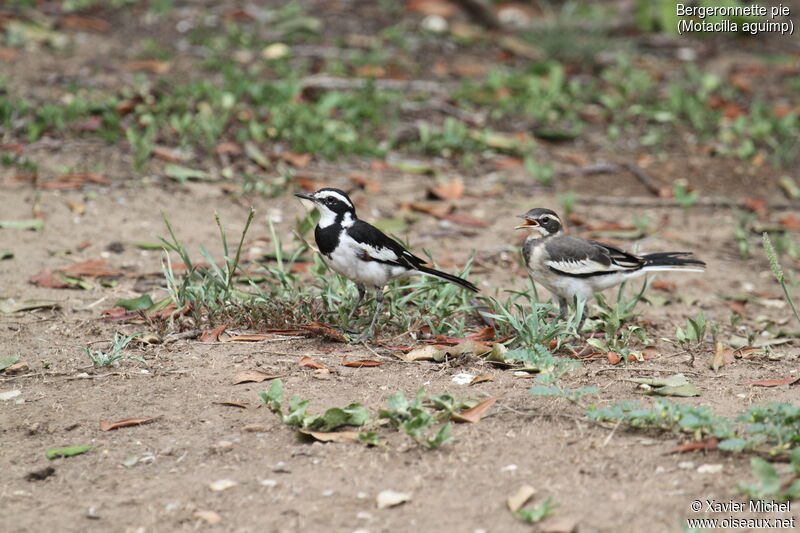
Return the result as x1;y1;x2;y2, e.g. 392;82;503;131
452;0;503;30
581;195;797;210
592;367;700;376
557;162;619;176
300;75;457;94
400;100;486;126
620;162;661;196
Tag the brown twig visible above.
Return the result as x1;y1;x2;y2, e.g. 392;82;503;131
301;75;456;94
579;195;797;210
451;0;503;30
620;162;661;196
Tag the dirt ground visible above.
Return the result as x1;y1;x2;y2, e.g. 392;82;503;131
2;2;799;533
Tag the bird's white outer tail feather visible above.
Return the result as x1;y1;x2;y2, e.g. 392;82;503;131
641;265;706;273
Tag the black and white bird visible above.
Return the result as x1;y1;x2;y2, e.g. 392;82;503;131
295;188;478;339
516;208;705;329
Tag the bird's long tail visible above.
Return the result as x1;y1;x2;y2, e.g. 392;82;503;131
641;252;706;273
415;265;479;292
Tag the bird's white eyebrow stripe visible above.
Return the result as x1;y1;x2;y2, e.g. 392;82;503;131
315;190;353;208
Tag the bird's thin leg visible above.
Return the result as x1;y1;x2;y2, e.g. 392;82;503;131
344;284;366;330
557;297;569;317
357;289;384;342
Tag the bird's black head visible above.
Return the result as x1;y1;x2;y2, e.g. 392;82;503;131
515;208;562;236
294;188;356;227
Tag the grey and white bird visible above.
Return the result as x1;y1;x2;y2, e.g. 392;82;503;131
516;208;705;329
295;188;478;340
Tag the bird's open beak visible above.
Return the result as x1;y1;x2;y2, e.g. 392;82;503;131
514;216;539;230
294;192;315;202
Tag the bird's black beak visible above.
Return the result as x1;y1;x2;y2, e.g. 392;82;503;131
294;192;315;202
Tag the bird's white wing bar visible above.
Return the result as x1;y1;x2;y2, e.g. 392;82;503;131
546;258;634;276
357;241;402;263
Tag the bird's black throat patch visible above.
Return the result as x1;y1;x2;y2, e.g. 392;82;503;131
315;223;340;256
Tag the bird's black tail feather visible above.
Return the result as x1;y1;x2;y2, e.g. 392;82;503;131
642;252;706;270
416;265;479;292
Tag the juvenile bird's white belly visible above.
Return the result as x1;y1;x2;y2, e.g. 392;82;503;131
324;234;408;288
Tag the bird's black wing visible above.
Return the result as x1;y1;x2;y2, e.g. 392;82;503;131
544;236;643;278
347;220;427;269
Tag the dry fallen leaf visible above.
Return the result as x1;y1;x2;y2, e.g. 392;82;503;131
125;60;171;74
300;322;346;343
376;490;411;509
152;146;187;163
470;374;494;385
750;377;799;387
779;214;800;231
726;300;747;315
641;346;660;360
341;357;384;368
299;356;331;372
452;397;499;424
62;258;119;277
213;401;249;409
0;47;19;62
215;141;242;155
208;479;237;492
200;325;227;342
539;516;579;533
507;485;537;513
241;424;271;433
742;197;768;220
350;174;381;192
299;430;361;443
99;416;160;432
230;369;279;385
428;178;464;200
406;0;456;16
402;345;443;362
606;352;621;365
193;510;221;525
221;334;274;342
4;361;30;375
710;342;735;371
651;280;676;291
669;437;718;454
61;15;111;33
280;151;311;168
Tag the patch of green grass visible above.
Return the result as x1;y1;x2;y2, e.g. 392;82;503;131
482;284;582;349
261;379;370;432
669;310;721;351
740;449;800;501
515;496;557;524
763;232;800;326
506;346;598;404
261;381;466;449
584;278;652;358
378;388;456;449
81;332;142;367
590;398;800;501
160;209;255;319
588;399;737;441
